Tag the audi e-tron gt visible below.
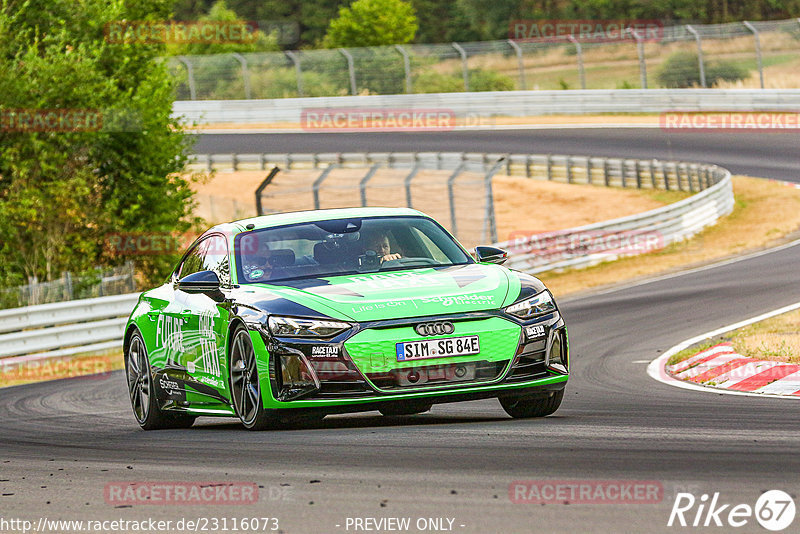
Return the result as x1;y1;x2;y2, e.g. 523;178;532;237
124;208;569;430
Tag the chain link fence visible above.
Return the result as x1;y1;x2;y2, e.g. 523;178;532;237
169;18;800;100
0;262;136;310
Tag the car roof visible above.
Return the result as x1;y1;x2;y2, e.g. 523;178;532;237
210;207;428;236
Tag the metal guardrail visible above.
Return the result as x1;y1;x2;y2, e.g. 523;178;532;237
1;152;733;362
0;293;139;362
173;89;800;125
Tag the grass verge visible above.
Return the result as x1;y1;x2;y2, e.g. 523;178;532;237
668;308;800;367
539;176;800;297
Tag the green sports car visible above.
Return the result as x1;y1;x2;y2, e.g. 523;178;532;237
124;208;569;430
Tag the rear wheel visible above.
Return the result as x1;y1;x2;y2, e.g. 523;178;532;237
125;331;196;430
229;326;275;430
499;390;564;419
378;401;433;417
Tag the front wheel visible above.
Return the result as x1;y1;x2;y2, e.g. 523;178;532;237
229;326;275;430
499;390;564;419
125;331;196;430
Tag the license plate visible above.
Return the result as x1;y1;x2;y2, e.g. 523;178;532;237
396;335;480;362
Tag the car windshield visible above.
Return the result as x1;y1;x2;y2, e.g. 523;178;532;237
234;216;472;284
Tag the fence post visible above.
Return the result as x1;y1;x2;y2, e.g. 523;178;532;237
447;162;466;238
452;43;469;92
567;36;586;90
743;22;764;89
231;53;251;99
176;56;197;100
312;164;338;210
394;44;413;93
255;167;281;216
686;25;706;88
483;158;505;244
338;48;358;95
626;29;647;89
285;50;303;97
359;163;381;206
63;271;73;301
404;165;421;208
506;39;526;90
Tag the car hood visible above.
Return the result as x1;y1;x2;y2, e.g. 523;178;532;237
240;264;521;321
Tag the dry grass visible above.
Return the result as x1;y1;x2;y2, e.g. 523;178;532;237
540;176;800;297
668;308;800;366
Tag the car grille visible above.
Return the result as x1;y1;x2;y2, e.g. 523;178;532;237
507;338;549;381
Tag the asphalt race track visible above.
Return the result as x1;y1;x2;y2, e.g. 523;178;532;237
2;129;800;533
194;128;800;181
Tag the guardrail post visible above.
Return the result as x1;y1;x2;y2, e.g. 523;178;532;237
675;162;684;191
546;154;553;180
176;56;197;100
626;28;647;89
447;162;466;237
634;160;642;188
507;39;526;90
404;164;421;208
231;53;251;99
743;22;764;89
525;154;532;177
686;164;696;193
603;158;610;186
566;156;573;184
312;164;338;210
359;163;381;206
285;50;303;97
685;25;706;88
232;153;239;171
394;44;413;93
255;167;281;216
585;157;592;184
620;160;627;188
338;48;358;95
649;160;658;189
207;154;214;172
452;43;470;92
567;36;586;90
703;167;711;189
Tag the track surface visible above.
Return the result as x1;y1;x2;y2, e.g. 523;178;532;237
194;128;800;181
2;129;800;533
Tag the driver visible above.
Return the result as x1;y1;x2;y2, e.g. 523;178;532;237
241;234;273;281
365;231;401;263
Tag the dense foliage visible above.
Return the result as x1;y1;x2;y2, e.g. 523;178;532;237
0;0;197;289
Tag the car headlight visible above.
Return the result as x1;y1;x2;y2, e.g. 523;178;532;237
267;316;351;338
505;291;557;320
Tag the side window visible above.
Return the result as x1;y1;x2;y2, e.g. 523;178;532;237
203;235;231;286
178;240;207;279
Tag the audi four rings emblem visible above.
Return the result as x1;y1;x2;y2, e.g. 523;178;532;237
415;321;455;336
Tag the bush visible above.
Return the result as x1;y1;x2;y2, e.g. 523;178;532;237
413;68;515;93
657;51;749;88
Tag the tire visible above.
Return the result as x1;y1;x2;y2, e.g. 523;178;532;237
125;331;196;430
229;325;275;430
499;389;564;419
378;401;433;417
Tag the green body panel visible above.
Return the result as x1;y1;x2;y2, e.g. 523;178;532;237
344;316;521;375
248;264;517;322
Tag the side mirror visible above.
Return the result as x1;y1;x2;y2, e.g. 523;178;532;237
177;270;221;294
475;246;508;265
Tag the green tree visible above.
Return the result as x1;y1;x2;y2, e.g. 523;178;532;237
323;0;418;48
0;0;197;288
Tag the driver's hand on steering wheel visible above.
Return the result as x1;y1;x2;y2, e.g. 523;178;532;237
381;253;402;262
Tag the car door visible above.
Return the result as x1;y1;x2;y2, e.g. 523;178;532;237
175;234;232;405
